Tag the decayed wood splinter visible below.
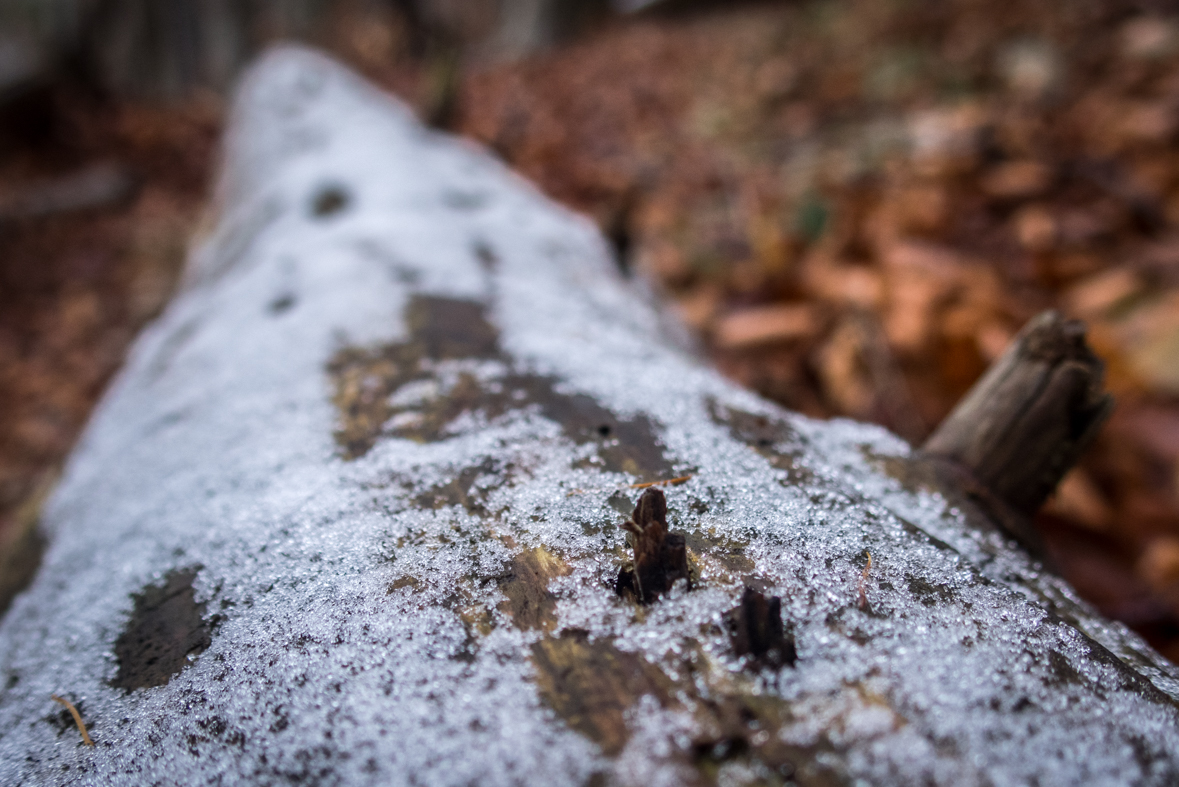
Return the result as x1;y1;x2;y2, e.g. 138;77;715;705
615;488;690;604
51;694;93;746
724;586;797;668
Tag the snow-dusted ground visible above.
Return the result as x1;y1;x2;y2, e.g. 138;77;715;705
1;47;1177;786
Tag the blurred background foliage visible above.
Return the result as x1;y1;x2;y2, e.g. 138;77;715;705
3;0;1179;657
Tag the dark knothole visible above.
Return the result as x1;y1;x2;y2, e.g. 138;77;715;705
268;293;297;314
310;185;350;217
724;587;797;669
110;568;218;691
616;488;690;604
472;239;498;271
443;190;490;210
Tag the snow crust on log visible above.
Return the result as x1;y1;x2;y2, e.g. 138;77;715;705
1;46;1179;786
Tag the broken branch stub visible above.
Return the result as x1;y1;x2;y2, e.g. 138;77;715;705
724;587;797;669
923;310;1114;515
1;47;1178;787
615;488;690;603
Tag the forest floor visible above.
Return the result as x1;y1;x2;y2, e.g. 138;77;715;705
2;0;1179;657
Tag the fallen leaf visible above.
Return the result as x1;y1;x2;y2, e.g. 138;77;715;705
1064;268;1142;320
980;160;1053;200
1013;204;1056;250
801;257;884;308
714;303;820;349
1139;536;1179;591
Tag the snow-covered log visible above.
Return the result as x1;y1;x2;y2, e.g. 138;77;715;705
2;46;1179;787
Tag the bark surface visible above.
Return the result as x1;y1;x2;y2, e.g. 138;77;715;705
1;47;1178;787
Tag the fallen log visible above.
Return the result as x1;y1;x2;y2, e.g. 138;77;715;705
1;46;1178;786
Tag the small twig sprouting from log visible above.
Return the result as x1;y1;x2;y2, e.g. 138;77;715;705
923;311;1114;518
51;695;93;746
627;475;693;490
724;587;797;669
616;488;690;604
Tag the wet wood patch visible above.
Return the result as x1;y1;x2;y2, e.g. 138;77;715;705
328;295;493;458
328;296;673;476
110;568;215;691
531;630;846;785
515;377;672;478
684;527;756;583
531;629;677;756
413;458;500;515
404;295;500;360
708;400;812;484
497;547;570;631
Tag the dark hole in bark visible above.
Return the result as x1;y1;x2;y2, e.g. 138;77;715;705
693;736;750;765
110;567;216;691
268;293;296;314
310;185;350;217
473;240;499;271
604;189;636;276
443;190;489;210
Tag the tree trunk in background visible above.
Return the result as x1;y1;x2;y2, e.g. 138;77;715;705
1;46;1179;786
0;0;616;101
78;0;324;98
